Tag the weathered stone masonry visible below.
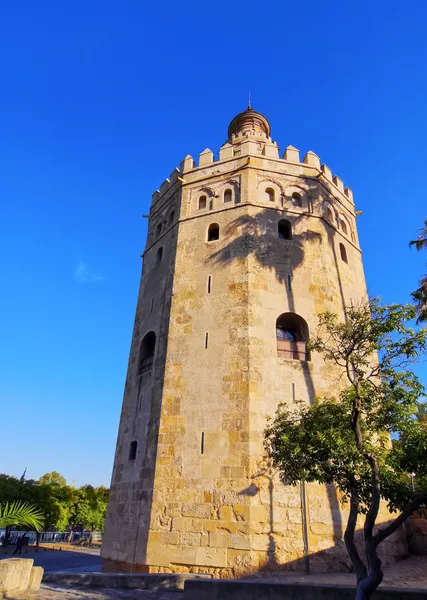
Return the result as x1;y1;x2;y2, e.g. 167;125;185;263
102;108;407;576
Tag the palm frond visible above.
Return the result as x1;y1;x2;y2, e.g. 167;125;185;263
0;501;44;531
412;280;427;324
409;218;427;251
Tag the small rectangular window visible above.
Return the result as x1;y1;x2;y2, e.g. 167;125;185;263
129;441;137;461
201;432;205;454
205;332;208;348
208;275;212;293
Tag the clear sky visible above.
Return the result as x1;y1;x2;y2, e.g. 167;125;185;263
1;1;426;487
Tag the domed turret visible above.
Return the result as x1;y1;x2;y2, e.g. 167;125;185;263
227;106;271;142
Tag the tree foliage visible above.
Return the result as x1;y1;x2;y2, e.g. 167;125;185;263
265;300;427;600
0;472;109;538
410;218;427;324
69;485;109;540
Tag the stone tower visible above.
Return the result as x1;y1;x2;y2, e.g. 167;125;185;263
102;108;405;575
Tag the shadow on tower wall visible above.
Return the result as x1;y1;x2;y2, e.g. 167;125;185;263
206;198;352;571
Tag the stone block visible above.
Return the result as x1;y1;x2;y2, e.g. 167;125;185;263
195;546;227;567
28;566;43;590
0;558;34;593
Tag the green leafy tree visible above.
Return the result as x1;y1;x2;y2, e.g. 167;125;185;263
69;485;109;543
410;218;427;323
32;472;74;540
38;472;67;488
265;300;427;600
416;402;427;425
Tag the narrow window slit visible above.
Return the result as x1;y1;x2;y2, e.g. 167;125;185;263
201;432;205;454
292;383;296;401
151;297;154;312
208;275;212;294
205;332;209;348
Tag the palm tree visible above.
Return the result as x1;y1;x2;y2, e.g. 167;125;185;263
0;501;44;530
410;219;427;323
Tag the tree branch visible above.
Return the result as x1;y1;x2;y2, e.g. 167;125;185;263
373;496;427;547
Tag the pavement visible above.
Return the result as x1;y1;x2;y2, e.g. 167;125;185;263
5;586;181;599
1;547;426;599
0;545;101;573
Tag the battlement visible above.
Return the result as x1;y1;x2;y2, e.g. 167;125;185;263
151;141;353;207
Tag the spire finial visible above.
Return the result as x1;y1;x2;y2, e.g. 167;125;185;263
248;90;251;109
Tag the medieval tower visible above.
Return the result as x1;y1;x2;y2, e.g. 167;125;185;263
102;107;406;575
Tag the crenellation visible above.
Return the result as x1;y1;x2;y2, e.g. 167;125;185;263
199;148;214;167
159;178;171;195
169;168;180;185
303;150;321;169
333;175;345;194
283;145;300;163
344;186;354;203
321;163;333;182
219;142;233;161
181;154;195;173
263;141;279;159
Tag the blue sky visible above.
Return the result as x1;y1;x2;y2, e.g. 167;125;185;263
1;1;426;487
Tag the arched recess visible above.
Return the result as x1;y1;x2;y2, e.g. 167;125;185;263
339;243;348;264
193;187;214;213
207;223;220;242
324;201;335;224
168;210;175;225
217;180;240;205
285;185;305;209
276;313;310;360
138;331;156;375
258;179;283;205
339;214;350;237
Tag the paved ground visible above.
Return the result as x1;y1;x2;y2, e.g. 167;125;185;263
247;554;427;588
5;586;182;600
0;546;101;573
2;551;427;599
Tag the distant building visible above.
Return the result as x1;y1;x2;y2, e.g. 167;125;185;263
102;108;406;575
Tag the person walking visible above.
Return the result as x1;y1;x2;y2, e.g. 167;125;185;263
13;536;23;555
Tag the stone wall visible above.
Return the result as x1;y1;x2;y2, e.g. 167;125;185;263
102;115;407;576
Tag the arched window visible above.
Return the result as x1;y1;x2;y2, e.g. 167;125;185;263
199;195;207;210
276;313;310;361
169;211;175;225
224;189;232;203
278;219;292;240
292;192;302;207
327;208;334;222
340;219;348;235
265;187;275;203
129;441;137;461
340;243;348;263
156;247;163;265
138;331;156;375
155;223;162;238
207;223;220;242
